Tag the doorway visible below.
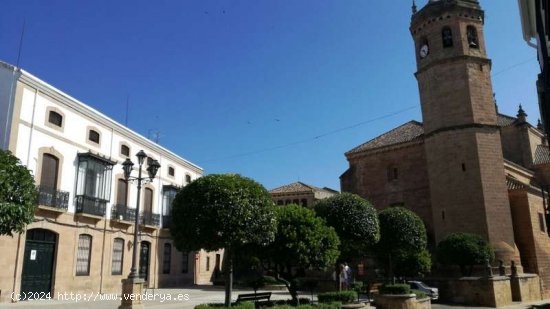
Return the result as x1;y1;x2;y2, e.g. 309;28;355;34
139;241;150;283
21;229;57;296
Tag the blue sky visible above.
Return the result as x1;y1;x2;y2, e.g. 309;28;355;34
0;0;541;190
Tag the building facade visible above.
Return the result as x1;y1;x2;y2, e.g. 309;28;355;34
341;0;550;297
270;182;338;207
0;61;221;303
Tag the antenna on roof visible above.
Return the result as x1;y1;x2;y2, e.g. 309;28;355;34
16;20;26;68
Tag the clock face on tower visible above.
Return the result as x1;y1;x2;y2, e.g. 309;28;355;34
420;44;429;58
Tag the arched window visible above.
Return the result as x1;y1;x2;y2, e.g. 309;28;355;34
48;111;63;127
76;234;92;276
40;154;59;190
112;238;124;275
467;26;479;48
88;130;100;144
185;174;192;184
442;27;453;48
120;144;130;157
163;243;172;274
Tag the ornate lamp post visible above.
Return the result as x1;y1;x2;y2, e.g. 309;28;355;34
119;150;160;309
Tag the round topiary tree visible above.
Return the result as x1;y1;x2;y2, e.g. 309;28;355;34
314;193;380;261
393;249;432;278
437;232;494;276
377;207;428;281
0;149;37;236
170;174;276;307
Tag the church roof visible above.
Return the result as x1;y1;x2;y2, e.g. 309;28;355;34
347;114;527;155
346;121;424;155
270;182;337;195
534;145;550;165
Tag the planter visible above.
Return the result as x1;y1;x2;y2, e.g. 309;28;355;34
341;302;370;309
375;294;431;309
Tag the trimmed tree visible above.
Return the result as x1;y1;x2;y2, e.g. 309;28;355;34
437;232;494;276
170;174;276;307
314;193;380;261
0;149;37;236
377;207;428;281
393;249;432;278
262;204;340;303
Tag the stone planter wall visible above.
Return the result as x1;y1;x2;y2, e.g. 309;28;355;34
374;294;431;309
510;274;541;302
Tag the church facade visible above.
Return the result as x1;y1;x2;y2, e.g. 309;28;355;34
341;0;550;297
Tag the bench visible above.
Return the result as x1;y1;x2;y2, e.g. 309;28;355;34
236;292;272;307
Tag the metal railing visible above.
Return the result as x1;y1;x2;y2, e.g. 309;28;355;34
75;195;107;217
36;186;69;211
141;211;160;226
111;204;136;222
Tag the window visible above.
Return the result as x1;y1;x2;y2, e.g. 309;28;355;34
442;27;453;48
206;256;210;271
40;154;59;190
144;188;153;213
387;166;398;181
116;179;128;206
120;145;130;157
215;254;221;272
285;200;291;205
168;167;175;177
163;243;172;274
88;130;100;144
301;199;308;207
112;238;124;275
467;26;479;48
163;186;178;217
182;252;189;273
76;234;92;276
185;174;192;184
75;153;114;214
539;213;546;232
48;111;63;127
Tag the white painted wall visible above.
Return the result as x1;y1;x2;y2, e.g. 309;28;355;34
0;62;19;150
9;67;203;220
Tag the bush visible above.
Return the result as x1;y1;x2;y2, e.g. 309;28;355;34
437;233;494;276
394;249;432;277
350;281;364;294
195;302;255;309
379;284;411;295
412;290;427;299
318;291;357;304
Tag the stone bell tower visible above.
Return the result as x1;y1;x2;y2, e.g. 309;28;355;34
411;0;519;263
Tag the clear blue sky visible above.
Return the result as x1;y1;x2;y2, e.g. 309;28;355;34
0;0;540;191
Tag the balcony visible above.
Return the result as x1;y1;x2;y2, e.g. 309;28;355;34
141;211;160;228
162;215;172;229
111;204;136;224
75;195;107;219
36;186;70;213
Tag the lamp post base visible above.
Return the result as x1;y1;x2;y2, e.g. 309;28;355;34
119;277;145;309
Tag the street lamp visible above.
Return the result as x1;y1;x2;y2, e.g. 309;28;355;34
120;150;160;309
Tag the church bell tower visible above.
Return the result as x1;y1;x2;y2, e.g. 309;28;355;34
411;0;519;262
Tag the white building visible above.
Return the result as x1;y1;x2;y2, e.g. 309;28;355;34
0;60;222;303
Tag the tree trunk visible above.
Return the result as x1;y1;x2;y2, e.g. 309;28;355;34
224;248;233;307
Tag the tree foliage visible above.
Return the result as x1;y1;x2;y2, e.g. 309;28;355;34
437;232;494;276
393;249;432;278
0;150;36;236
314;193;380;261
262;205;340;302
377;207;429;279
170;174;276;306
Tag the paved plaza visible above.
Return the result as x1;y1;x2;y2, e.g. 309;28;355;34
1;286;550;309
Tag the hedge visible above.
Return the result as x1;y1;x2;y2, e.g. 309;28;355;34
412;290;428;299
379;284;411;295
317;291;357;304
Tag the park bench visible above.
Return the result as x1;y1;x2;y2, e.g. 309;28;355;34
236;292;272;308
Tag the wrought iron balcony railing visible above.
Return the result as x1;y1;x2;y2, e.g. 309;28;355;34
111;204;136;222
75;195;107;217
162;215;172;229
36;186;69;211
141;211;160;227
